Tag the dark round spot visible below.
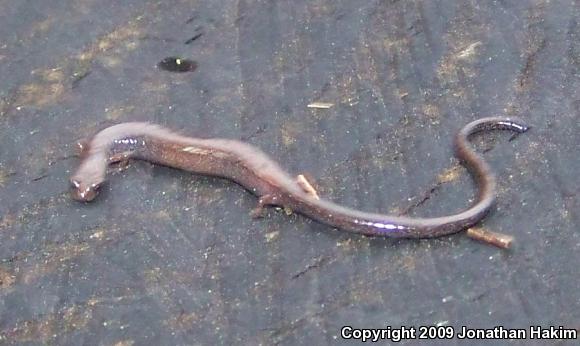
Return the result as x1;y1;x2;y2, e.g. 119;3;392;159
157;57;198;73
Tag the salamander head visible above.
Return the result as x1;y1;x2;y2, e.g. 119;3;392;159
70;176;101;202
70;151;107;202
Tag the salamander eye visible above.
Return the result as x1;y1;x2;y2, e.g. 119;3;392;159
70;179;81;189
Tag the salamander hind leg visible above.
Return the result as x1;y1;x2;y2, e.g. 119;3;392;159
250;194;282;218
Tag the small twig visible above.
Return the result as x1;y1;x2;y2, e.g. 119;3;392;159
307;102;334;109
31;173;49;182
184;32;203;45
292;256;329;279
71;70;92;88
466;228;514;249
296;174;319;200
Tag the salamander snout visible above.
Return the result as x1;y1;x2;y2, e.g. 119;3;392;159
70;178;100;202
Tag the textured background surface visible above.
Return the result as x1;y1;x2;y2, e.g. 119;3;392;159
0;0;578;344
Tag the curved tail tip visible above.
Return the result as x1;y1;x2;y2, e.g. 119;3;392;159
516;122;530;133
501;118;530;133
503;119;530;141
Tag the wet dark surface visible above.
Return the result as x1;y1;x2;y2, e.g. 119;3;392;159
0;1;579;345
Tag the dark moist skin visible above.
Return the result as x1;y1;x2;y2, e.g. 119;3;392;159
71;117;528;238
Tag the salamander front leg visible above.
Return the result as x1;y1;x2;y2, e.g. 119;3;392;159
108;152;133;172
76;139;90;159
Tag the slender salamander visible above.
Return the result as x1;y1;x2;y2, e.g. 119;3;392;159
70;117;528;238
